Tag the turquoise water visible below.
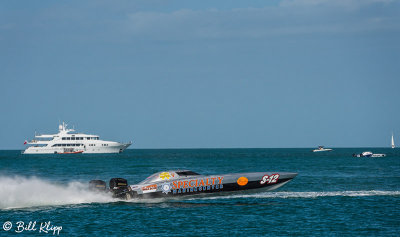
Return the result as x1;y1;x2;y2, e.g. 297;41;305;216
0;148;399;236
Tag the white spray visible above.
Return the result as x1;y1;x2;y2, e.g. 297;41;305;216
0;175;115;210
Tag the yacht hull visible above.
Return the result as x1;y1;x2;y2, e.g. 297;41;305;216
23;143;131;154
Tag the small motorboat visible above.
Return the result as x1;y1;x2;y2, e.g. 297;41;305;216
312;146;333;152
89;170;298;200
352;151;386;158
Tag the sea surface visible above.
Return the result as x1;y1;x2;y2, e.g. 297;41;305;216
0;148;399;236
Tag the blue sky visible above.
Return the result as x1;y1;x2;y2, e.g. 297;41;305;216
1;0;399;149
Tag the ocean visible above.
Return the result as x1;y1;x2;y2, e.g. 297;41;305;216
0;148;399;236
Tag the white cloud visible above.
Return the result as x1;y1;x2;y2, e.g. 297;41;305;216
280;0;395;8
122;0;400;41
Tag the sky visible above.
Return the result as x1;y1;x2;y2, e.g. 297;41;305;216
0;0;399;149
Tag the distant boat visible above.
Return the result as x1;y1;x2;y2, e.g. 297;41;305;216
23;122;132;154
391;133;395;149
353;151;386;158
312;146;333;152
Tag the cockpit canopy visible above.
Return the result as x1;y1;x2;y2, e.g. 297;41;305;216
139;170;200;185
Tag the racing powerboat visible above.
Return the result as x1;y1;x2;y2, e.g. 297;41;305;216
352;151;386;157
89;170;298;200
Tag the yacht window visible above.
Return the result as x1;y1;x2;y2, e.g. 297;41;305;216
67;137;70;140
71;137;75;140
62;138;66;140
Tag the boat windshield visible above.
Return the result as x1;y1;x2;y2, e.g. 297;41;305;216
138;170;200;185
176;171;200;176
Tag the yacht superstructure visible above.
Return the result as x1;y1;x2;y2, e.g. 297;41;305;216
23;122;132;154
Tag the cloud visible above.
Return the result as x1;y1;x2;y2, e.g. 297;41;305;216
122;0;400;41
280;0;395;8
1;0;399;43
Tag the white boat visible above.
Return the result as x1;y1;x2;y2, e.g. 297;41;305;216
391;133;395;149
353;151;386;158
312;146;333;152
23;122;132;154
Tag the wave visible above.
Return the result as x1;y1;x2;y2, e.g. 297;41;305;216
0;175;115;210
188;190;400;200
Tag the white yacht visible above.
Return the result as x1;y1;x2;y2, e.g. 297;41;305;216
23;122;132;154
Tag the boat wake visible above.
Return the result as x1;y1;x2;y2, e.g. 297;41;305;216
188;190;400;200
0;175;115;210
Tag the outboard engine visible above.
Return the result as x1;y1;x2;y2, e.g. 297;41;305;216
109;178;134;200
89;180;107;192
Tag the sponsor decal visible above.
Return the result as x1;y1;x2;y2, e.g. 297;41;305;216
170;176;224;194
161;183;172;194
141;184;157;193
159;172;172;180
237;177;248;186
260;174;280;185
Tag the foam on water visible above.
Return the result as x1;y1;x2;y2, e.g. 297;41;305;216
189;190;400;200
0;175;115;210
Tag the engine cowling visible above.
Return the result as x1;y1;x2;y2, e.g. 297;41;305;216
109;178;133;199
